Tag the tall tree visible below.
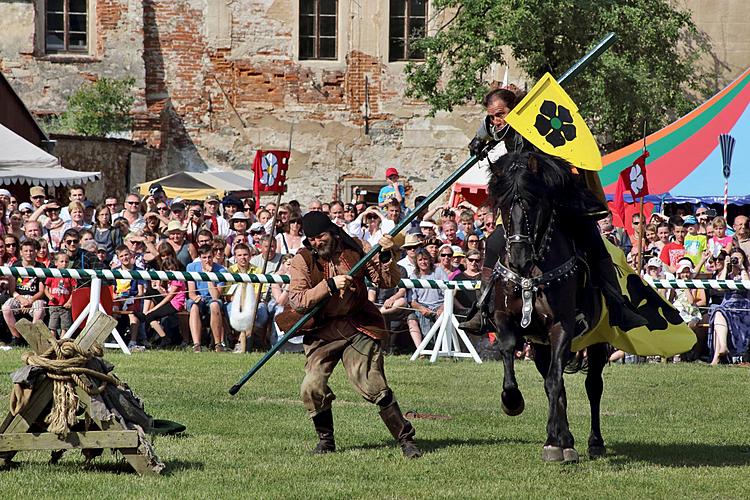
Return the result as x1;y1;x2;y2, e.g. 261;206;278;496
405;0;714;151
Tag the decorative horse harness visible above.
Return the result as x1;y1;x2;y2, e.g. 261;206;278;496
480;197;578;329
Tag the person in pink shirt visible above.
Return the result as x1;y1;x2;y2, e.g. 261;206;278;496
135;255;187;348
707;216;733;257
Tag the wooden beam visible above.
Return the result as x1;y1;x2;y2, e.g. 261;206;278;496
76;311;117;351
0;431;138;452
15;320;53;355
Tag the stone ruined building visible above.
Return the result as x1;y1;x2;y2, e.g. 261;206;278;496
0;1;748;205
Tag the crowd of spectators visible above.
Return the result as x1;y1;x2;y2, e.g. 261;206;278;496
0;174;746;365
600;207;750;364
0;171;492;355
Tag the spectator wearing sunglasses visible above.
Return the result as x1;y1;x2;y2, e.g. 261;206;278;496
62;228;103;287
454;249;483;314
117;194;146;233
4;234;20;264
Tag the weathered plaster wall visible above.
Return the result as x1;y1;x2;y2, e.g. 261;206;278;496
1;0;748;205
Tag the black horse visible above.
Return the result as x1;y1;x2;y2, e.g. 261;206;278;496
487;151;608;463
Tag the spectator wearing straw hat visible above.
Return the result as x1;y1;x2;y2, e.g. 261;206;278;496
397;233;422;276
165;220;196;268
28;186;47;222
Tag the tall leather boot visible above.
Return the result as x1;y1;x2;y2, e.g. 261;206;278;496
592;256;649;331
458;266;495;336
311;409;336;454
378;401;423;459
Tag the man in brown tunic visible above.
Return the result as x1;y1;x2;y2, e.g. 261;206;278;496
285;211;422;458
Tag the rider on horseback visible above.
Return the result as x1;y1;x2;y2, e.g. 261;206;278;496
460;88;649;335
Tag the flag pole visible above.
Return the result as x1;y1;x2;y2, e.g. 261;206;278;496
229;32;618;395
637;121;647;276
239;125;294;353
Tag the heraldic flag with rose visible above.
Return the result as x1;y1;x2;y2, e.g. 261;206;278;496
252;150;290;202
505;72;602;171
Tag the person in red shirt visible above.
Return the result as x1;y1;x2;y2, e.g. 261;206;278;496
44;252;76;338
659;220;687;273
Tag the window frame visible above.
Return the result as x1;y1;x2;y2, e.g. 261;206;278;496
389;0;428;62
44;0;89;55
299;0;338;61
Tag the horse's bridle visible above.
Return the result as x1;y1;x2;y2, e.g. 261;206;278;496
494;197;577;328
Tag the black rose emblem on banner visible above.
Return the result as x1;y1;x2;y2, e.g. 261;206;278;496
534;100;577;147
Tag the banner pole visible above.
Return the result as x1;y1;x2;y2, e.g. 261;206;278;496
229;33;618;395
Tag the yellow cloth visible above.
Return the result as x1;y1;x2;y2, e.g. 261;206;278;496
572;239;697;356
506;73;602;171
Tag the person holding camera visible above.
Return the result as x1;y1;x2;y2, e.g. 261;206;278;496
378;167;406;210
708;248;750;364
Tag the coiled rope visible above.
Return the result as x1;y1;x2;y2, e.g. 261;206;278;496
10;339;121;437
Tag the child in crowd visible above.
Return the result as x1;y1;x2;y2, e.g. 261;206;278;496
707;216;733;258
112;245;145;350
44;252;76;338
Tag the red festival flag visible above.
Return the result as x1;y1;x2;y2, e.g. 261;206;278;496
613;150;650;225
252;150;290;210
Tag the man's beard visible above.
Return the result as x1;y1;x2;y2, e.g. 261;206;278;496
316;236;338;260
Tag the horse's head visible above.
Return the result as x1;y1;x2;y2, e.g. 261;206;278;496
489;152;568;276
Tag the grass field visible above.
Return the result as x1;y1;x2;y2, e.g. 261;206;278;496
0;350;748;499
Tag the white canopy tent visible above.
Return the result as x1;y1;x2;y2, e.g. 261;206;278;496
0;124;100;186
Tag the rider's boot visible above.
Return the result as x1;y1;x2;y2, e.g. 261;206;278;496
459;266;495;336
592;255;649;331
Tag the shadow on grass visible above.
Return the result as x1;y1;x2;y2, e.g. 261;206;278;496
77;457;204;476
348;436;536;453
609;441;750;467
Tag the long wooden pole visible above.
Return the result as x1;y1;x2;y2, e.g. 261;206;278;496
637;121;647;275
239;125;293;353
229;32;618;395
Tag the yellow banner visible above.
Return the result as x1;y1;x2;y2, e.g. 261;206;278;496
573;239;696;356
506;73;602;171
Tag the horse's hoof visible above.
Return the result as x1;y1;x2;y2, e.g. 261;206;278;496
500;389;525;416
542;445;564;462
562;448;579;463
588;445;606;459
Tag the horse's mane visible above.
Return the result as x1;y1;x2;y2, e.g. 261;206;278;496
488;151;604;214
488;152;570;209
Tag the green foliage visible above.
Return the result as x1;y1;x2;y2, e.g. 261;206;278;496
0;350;748;497
61;77;135;137
405;0;714;151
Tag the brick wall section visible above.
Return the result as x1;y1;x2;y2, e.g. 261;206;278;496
96;0;125;55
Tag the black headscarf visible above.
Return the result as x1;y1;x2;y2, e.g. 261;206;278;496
301;211;364;257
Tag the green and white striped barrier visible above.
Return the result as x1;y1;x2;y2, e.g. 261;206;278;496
644;277;750;290
5;265;745;291
0;265;480;290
